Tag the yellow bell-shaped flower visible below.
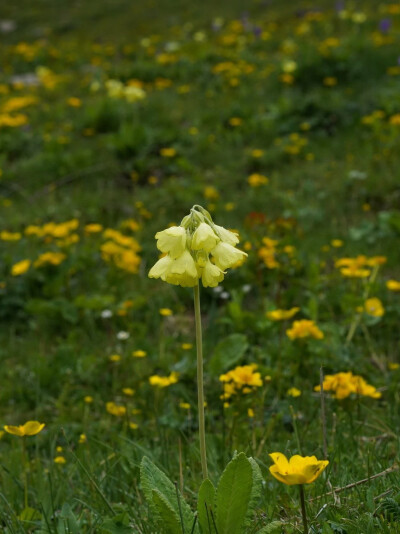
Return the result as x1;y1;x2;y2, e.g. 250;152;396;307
148;254;173;280
164;250;199;287
211;241;247;270
201;259;225;288
155;226;187;258
214;224;239;246
191;222;220;252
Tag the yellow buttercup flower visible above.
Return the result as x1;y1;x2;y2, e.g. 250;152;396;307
219;364;263;399
106;402;126;416
4;421;45;437
269;453;329;485
132;350;147;358
149;372;179;388
266;307;300;321
11;259;31;276
247;173;269;187
386;280;400;292
364;297;385;317
315;371;381;400
286;319;324;340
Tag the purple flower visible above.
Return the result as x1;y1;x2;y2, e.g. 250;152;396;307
379;18;391;34
335;1;345;11
253;26;262;38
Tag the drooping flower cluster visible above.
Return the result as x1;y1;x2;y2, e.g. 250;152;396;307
286;319;324;340
219;364;263;400
315;371;381;399
148;205;247;288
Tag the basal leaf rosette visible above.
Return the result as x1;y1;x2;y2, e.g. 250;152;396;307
149;205;247;288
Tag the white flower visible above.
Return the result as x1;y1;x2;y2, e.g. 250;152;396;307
117;331;130;340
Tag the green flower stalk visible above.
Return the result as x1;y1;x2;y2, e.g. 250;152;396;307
149;205;247;478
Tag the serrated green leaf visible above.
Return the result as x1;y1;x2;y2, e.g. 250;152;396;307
153;490;183;534
244;458;263;528
254;521;283;533
197;478;215;533
140;456;198;533
214;452;253;534
209;334;248;374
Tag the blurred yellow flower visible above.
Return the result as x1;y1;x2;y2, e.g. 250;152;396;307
364;297;385;317
287;387;301;398
54;456;66;464
160;147;176;157
1;231;21;241
132;350;147;358
248;173;269;187
149;372;179;388
286;320;324;340
266;307;300;321
106;402;126;416
386;280;400;292
11;259;31;276
269;453;328;485
315;371;381;399
220;364;263;399
85;223;103;233
159;308;173;316
4;421;45;437
67;97;82;107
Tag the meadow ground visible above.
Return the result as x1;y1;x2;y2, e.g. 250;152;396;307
0;0;400;532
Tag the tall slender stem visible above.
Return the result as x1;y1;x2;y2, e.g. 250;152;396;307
22;437;28;508
194;283;208;479
299;485;308;534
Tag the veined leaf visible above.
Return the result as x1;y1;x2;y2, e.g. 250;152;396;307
197;478;215;533
140;456;198;533
244;457;263;528
153;489;183;534
214;452;253;534
209;334;248;374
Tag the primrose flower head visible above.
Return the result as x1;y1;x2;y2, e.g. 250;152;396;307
4;421;45;437
149;205;247;288
269;453;329;485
